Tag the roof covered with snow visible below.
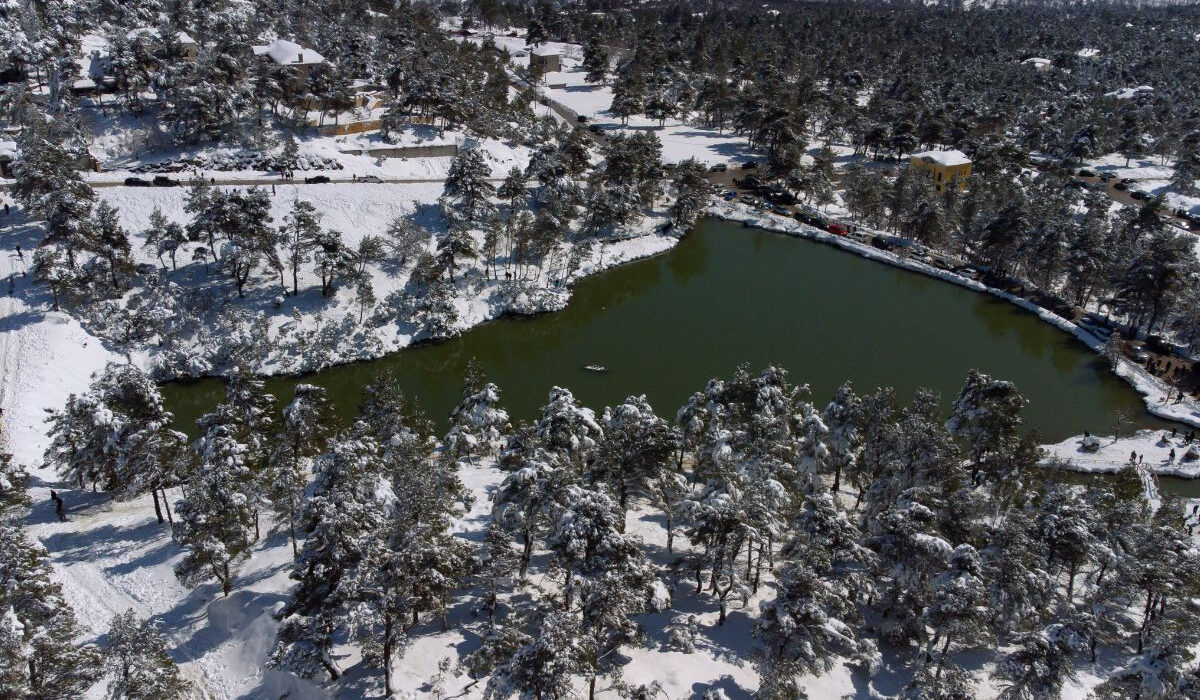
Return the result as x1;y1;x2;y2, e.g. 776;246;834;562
1022;57;1051;68
127;27;195;44
1105;85;1153;100
1077;47;1100;58
531;47;561;57
252;39;325;66
0;140;16;159
911;149;971;167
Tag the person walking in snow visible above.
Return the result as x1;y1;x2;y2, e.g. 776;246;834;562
50;490;67;522
1170;448;1177;462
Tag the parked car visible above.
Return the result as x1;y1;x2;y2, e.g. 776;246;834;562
357;175;383;183
1077;168;1096;177
305;175;331;184
709;163;728;172
1113;182;1129;191
1130;190;1148;201
152;176;179;187
771;204;790;216
123;177;151;187
741;160;758;170
588;124;603;134
723;191;736;201
1120;177;1136;184
1099;172;1117;181
576;115;588;123
739;195;756;205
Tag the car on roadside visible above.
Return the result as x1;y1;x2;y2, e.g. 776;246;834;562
723;191;736;201
588;124;603;134
1130;190;1149;201
739;195;756;205
1113;182;1129;191
305;175;331;184
771;204;790;216
1119;177;1136;185
357;175;383;183
576;115;588;123
1099;172;1117;182
123;176;152;187
710;163;728;172
741;160;758;170
1077;168;1096;177
152;175;179;187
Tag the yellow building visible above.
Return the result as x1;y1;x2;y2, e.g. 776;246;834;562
909;149;972;192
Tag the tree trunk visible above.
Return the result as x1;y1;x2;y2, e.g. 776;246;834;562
936;635;952;678
152;488;164;523
383;613;393;697
161;488;173;524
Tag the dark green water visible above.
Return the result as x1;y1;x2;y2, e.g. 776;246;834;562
161;218;1195;494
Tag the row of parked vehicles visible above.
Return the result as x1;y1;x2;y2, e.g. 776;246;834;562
122;174;383;187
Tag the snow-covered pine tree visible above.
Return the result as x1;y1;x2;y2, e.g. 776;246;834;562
823;381;863;494
271;433;390;682
755;558;863;680
102;610;191;699
0;452;31;521
347;492;471;695
492;449;568;579
992;623;1081;700
173;422;256;597
445;361;511;462
268;383;338;556
0;524;103;698
44;390;115;491
484;608;588;700
95;363;188;523
923;544;992;674
946;370;1026;483
440;140;497;230
595;394;678;523
535;386;604;469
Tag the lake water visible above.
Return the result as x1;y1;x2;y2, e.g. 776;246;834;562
162;218;1195;495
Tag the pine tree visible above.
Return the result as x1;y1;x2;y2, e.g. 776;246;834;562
173;421;256;597
992;624;1081;700
445;365;511;463
595;395;677;523
924;544;992;676
440;140;497;230
947;369;1026;483
271;434;389;682
102;610;190;699
0;452;31;521
0;524;103;698
269;384;338;556
535;386;604;468
280;199;322;296
484;608;588;700
142;207;187;271
823;382;863;494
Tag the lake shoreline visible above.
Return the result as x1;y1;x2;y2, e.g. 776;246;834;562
704;201;1200;437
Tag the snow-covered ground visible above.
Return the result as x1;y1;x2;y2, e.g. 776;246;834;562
84;120;534;184
1044;428;1200;479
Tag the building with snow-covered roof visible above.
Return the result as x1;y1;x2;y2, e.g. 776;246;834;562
252;39;325;76
1105;85;1153;100
529;48;561;76
126;27;199;61
909;149;972;192
1022;57;1052;71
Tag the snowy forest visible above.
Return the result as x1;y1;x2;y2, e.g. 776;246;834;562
5;0;1200;697
4;361;1199;697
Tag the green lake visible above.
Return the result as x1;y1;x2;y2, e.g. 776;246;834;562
162;218;1195;495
